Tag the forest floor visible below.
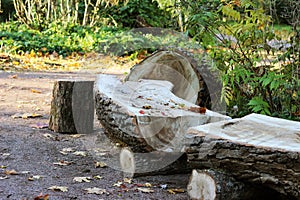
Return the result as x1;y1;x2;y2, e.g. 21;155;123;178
0;56;190;200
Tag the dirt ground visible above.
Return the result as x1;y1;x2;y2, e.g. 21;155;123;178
0;71;190;200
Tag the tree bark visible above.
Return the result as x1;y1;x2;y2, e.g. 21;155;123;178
184;114;300;199
120;147;189;178
49;80;94;134
95;74;229;152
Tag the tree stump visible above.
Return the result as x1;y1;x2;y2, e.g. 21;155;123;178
185;114;300;199
125;50;222;110
120;147;189;178
95;74;229;152
49;80;94;134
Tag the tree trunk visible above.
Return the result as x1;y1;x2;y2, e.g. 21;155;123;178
49;80;94;134
185;114;300;199
95;74;229;152
125;50;222;110
119;148;189;178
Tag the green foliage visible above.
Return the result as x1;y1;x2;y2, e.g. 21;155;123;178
0;21;193;58
0;21;119;55
185;0;299;120
107;0;172;28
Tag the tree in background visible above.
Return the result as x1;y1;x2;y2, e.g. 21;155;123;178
11;0;127;29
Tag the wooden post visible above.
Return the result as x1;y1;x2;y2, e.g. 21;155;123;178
49;80;94;134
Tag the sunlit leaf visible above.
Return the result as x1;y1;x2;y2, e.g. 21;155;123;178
48;186;68;192
84;187;109;195
53;160;72;166
4;169;19;175
73;151;87;156
137;187;154;193
94;161;107;168
167;188;185;194
73;176;92;183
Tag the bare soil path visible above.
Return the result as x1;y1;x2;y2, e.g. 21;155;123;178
0;71;189;200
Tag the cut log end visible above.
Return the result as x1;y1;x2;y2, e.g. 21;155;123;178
187;170;216;200
120;148;135;178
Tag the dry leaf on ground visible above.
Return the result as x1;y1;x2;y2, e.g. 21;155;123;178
73;176;92;183
144;182;152;187
113;181;123;187
33;193;49;200
11;113;43;119
4;169;19;175
31;89;42;93
167;188;185;194
123;178;132;184
84;187;109;195
137;187;154;193
73;151;87;156
59;148;75;155
93;175;103;180
53;160;72;166
48;186;68;192
28;175;43;181
94;161;107;168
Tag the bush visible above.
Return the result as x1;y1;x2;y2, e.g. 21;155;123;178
184;0;299;120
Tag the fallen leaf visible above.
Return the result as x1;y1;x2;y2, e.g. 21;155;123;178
84;187;109;195
4;169;19;175
73;151;87;156
178;103;185;108
144;182;152;187
94;161;107;168
188;107;206;114
73;177;92;183
160;184;168;189
113;181;123;187
28;175;42;181
93;175;103;180
31;89;42;94
142;104;152;109
137;187;154;193
59;148;75;155
53;160;72;166
0;165;7;168
123;177;132;184
11;113;43;119
34;193;49;200
70;134;85;138
167;188;185;194
43;133;56;140
48;186;68;192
